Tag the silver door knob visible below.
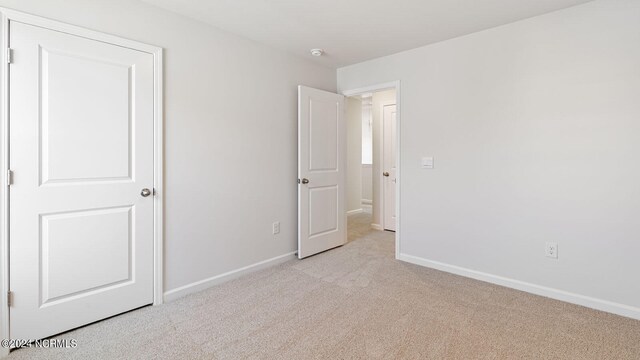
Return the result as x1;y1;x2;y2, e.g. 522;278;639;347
383;172;390;177
141;188;152;197
301;178;309;184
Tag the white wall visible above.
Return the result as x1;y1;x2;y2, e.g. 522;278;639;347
0;0;336;295
361;99;373;210
338;0;640;318
361;100;373;165
361;165;373;204
371;89;396;228
346;97;362;214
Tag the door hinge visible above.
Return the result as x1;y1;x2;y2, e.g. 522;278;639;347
7;48;13;64
7;291;13;307
7;169;13;186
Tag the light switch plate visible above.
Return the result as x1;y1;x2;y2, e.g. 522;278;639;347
422;157;434;169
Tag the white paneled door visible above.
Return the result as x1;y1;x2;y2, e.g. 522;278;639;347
9;22;155;341
383;104;397;231
298;86;346;259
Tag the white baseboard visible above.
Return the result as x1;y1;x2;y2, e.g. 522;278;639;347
164;251;296;302
398;253;640;320
371;223;383;231
347;208;363;216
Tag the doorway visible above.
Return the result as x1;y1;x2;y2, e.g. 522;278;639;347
344;83;400;255
296;82;400;259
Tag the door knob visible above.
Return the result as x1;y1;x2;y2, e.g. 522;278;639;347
383;172;390;177
301;178;310;184
141;188;152;197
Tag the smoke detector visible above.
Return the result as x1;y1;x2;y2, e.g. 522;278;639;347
310;48;324;57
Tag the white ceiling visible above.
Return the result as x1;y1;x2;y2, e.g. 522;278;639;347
140;0;593;68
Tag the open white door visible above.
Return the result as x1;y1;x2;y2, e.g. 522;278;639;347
383;104;397;231
8;21;155;341
298;86;346;259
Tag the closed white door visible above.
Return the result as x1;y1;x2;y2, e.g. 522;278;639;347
9;21;155;341
383;104;397;231
298;86;346;259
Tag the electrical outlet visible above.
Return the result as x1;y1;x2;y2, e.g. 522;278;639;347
545;242;558;259
272;221;280;235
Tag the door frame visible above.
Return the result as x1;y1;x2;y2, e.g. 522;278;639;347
342;81;401;260
0;8;164;353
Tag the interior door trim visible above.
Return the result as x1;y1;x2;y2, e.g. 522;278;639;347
0;8;164;355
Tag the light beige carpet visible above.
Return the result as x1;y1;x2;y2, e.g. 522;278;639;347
8;213;640;359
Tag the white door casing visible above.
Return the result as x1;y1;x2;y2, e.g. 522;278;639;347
383;104;397;231
8;20;157;341
298;86;346;259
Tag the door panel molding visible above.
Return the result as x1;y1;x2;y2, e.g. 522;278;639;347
0;8;163;354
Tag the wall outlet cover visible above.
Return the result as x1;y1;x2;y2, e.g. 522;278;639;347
545;242;558;259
